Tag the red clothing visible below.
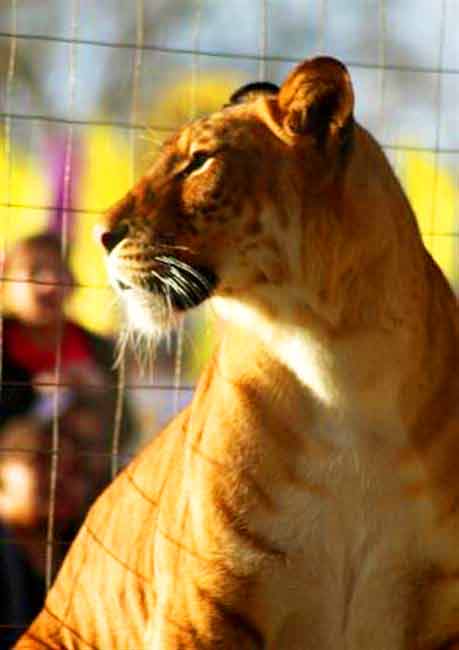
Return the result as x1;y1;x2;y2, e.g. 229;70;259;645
4;320;93;376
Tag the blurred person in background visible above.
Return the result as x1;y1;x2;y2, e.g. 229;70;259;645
2;232;107;419
0;231;135;451
0;385;114;648
0;410;87;648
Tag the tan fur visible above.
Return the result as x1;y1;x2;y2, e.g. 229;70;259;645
16;57;459;649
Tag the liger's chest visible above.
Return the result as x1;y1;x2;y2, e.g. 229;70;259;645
250;419;442;649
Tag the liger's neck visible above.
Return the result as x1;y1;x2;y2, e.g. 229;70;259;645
212;256;456;445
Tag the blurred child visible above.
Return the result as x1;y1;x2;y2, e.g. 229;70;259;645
1;231;134;450
0;414;87;647
2;232;107;419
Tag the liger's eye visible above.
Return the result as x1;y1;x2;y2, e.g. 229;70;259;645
183;151;211;176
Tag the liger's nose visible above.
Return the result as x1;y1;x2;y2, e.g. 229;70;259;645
99;223;129;253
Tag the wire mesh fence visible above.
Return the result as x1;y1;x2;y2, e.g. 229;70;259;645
0;0;458;643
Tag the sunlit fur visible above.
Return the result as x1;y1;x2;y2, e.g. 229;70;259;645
17;57;459;650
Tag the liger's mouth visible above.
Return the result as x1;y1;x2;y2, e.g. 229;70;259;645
115;255;217;312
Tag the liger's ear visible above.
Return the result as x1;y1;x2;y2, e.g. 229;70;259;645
277;57;354;146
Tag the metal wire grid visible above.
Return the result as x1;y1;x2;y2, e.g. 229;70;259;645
0;0;458;642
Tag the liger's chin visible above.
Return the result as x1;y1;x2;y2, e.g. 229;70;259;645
108;254;218;339
121;287;176;339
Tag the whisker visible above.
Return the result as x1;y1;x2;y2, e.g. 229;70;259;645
109;252;215;373
148;243;196;255
157;256;215;293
